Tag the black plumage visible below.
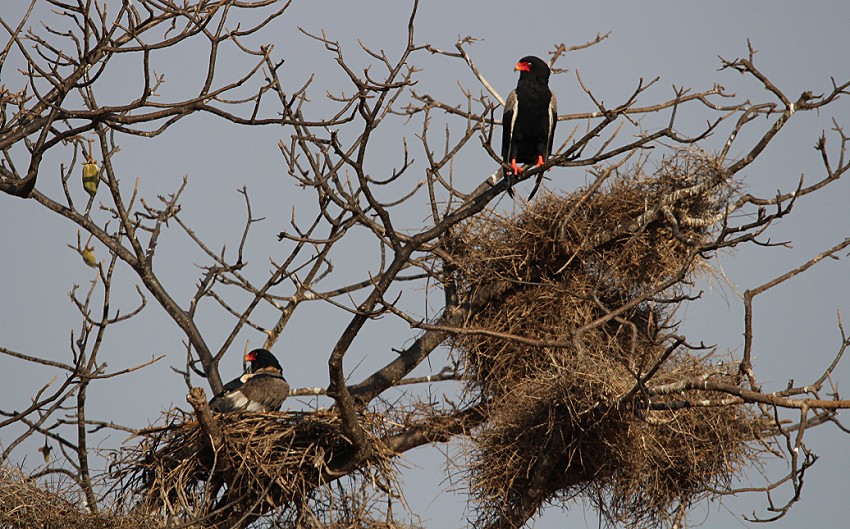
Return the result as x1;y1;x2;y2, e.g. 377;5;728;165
209;348;290;413
501;55;557;199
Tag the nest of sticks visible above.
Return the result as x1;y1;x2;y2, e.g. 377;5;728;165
119;408;398;528
448;150;763;526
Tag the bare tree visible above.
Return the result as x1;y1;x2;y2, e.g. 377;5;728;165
1;1;849;529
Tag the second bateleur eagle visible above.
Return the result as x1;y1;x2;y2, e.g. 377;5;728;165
501;55;557;199
209;348;290;413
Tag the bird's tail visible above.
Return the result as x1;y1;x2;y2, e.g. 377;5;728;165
527;174;545;200
506;172;515;198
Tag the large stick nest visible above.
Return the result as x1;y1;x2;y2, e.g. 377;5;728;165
447;150;762;527
118;409;399;528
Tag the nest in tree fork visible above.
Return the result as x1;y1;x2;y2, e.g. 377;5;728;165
119;408;398;528
448;150;765;527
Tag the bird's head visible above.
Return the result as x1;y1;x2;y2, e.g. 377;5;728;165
515;56;550;81
244;348;283;374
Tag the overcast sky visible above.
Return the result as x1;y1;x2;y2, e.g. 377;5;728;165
2;1;850;528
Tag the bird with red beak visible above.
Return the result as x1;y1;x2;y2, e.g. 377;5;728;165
501;55;558;199
209;348;290;413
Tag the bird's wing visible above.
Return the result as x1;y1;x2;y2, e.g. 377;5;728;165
501;90;518;162
547;90;558;157
239;374;290;412
209;373;251;412
221;374;247;392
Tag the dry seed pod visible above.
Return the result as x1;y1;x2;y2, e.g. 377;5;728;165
82;160;99;197
81;246;98;268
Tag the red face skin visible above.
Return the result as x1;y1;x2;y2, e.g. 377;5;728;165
244;351;257;362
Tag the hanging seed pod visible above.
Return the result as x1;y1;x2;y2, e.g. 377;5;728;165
82;159;99;197
81;246;98;268
38;439;52;464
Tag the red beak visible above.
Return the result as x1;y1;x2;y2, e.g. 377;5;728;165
515;61;531;72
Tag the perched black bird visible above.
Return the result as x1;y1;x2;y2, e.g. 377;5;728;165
501;55;557;199
210;348;290;413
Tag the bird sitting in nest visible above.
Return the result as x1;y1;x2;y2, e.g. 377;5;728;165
501;55;558;200
210;348;290;413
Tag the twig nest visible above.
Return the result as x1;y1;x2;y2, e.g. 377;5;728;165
119;410;397;527
447;150;760;526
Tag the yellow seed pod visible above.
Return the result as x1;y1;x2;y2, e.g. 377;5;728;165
38;442;52;464
81;246;98;268
82;160;99;197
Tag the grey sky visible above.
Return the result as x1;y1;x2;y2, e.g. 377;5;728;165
2;1;849;527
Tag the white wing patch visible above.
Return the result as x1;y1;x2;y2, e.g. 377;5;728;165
549;92;557;138
227;392;249;410
508;92;519;137
245;401;267;412
547;90;558;156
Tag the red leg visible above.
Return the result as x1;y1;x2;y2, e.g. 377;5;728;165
510;159;521;175
536;155;545;168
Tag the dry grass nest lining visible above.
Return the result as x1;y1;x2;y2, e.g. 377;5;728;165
471;355;760;527
120;409;397;523
0;466;165;529
448;150;762;526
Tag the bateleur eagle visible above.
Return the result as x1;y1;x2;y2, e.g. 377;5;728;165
501;55;557;199
210;348;290;413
